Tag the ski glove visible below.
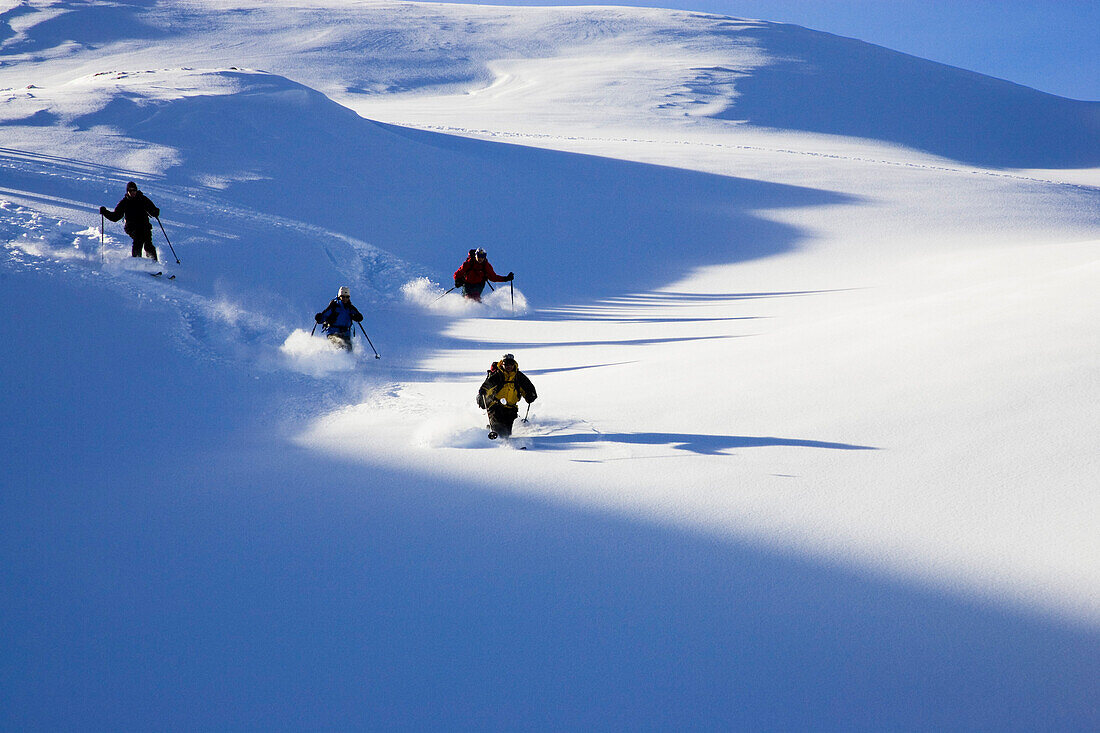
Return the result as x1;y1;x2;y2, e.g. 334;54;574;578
314;313;324;323
99;206;109;216
506;272;514;281
454;277;464;288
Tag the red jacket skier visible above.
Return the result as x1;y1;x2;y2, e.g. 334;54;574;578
453;248;513;301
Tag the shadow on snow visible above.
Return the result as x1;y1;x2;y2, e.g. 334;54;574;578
66;69;859;308
705;19;1100;168
534;431;876;455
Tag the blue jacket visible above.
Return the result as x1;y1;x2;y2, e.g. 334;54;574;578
317;298;363;331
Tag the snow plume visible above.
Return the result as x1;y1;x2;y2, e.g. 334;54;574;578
412;409;539;450
279;328;361;376
100;249;161;274
412;407;499;450
401;276;528;316
208;298;253;328
298;381;500;453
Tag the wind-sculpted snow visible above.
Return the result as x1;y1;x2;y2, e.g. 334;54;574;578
720;21;1100;168
3;65;847;303
4;1;1097;168
0;0;170;55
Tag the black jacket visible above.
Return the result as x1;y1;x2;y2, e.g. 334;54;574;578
102;191;159;236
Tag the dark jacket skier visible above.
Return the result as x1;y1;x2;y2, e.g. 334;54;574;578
100;180;160;260
315;285;364;351
477;353;536;437
454;248;512;301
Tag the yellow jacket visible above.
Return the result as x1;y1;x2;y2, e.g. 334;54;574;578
478;360;537;409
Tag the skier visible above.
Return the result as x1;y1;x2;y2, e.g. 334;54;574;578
99;180;160;261
477;353;536;437
453;247;513;301
315;286;364;351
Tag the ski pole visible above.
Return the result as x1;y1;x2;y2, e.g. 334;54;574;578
311;323;317;336
510;278;514;314
486;280;495;292
155;217;181;264
433;286;457;303
522;402;530;424
357;321;380;359
100;213;104;247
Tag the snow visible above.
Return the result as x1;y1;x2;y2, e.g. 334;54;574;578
2;0;1098;728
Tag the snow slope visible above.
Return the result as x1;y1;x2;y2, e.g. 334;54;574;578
2;1;1098;728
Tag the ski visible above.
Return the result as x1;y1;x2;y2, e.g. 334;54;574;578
150;272;176;280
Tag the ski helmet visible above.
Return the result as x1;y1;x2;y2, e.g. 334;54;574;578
338;286;350;298
475;247;486;258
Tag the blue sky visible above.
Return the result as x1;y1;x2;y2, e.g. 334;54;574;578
435;0;1100;101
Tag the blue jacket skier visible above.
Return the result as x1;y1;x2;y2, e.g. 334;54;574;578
315;286;363;350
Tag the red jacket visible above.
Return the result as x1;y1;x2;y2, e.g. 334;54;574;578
454;256;508;286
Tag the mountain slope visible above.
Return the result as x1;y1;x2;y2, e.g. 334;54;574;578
2;1;1098;729
3;65;852;304
3;0;1098;167
723;20;1100;167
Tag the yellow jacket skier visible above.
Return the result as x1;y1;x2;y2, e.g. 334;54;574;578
477;353;537;437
